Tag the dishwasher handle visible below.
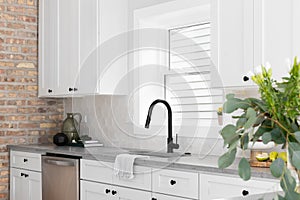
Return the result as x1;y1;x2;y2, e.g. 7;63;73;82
44;158;76;167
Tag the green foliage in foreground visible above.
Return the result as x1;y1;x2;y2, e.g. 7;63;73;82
218;58;300;199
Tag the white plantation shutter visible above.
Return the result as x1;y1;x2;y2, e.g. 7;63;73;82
165;23;223;126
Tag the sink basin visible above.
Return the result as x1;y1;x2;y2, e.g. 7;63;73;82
129;150;189;158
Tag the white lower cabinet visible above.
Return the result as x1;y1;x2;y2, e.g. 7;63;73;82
10;166;42;200
80;180;151;200
10;151;42;200
80;159;281;200
199;174;280;200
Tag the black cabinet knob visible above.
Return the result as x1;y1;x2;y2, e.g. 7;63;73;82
69;88;74;92
243;76;249;82
242;190;249;196
21;173;29;178
112;190;117;195
170;180;176;185
105;189;110;194
152;198;157;200
48;89;53;93
23;158;28;162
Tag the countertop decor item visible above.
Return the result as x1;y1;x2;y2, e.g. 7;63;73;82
217;107;223;125
53;133;69;146
62;113;82;143
218;57;300;200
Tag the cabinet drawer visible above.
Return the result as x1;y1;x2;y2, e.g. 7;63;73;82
113;165;151;191
152;169;198;199
10;151;41;172
80;159;113;184
200;174;280;200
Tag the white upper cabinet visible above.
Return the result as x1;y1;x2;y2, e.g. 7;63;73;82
212;0;254;88
253;0;299;81
39;0;128;97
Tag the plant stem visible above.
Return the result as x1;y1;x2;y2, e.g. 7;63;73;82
268;118;291;135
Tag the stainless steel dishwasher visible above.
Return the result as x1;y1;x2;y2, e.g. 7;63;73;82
42;153;81;200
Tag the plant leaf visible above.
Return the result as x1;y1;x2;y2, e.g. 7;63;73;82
291;151;300;170
220;125;239;146
271;128;286;144
226;94;235;100
262;132;272;144
240;133;249;150
244;108;257;129
294;131;300;143
238;157;251;181
280;169;297;194
218;148;237;169
285;191;300;200
223;98;242;113
253;125;272;142
270;158;285;178
277;194;286;200
236;117;247;128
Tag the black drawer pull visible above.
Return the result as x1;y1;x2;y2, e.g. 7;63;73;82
242;190;249;196
69;88;74;92
152;198;157;200
23;158;28;162
48;89;53;93
105;189;110;194
21;173;29;178
170;180;176;185
243;76;249;82
112;190;117;195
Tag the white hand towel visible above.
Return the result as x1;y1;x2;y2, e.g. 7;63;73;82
114;154;149;180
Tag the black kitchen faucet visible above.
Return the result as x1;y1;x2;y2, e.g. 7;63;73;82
145;99;179;153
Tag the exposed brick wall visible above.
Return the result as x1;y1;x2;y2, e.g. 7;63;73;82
0;0;64;199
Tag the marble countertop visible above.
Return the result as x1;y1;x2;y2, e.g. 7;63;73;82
7;144;275;179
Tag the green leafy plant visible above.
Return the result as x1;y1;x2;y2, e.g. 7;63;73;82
218;57;300;199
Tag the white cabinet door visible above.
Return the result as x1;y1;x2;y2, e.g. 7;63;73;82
58;0;80;95
200;174;280;200
213;0;254;88
10;168;42;200
152;193;191;200
77;0;99;94
253;0;295;81
38;0;59;96
292;0;300;58
97;0;128;95
81;180;113;200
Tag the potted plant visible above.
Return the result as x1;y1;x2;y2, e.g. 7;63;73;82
218;57;300;199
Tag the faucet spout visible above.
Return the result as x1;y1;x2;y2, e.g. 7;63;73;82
144;99;179;153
